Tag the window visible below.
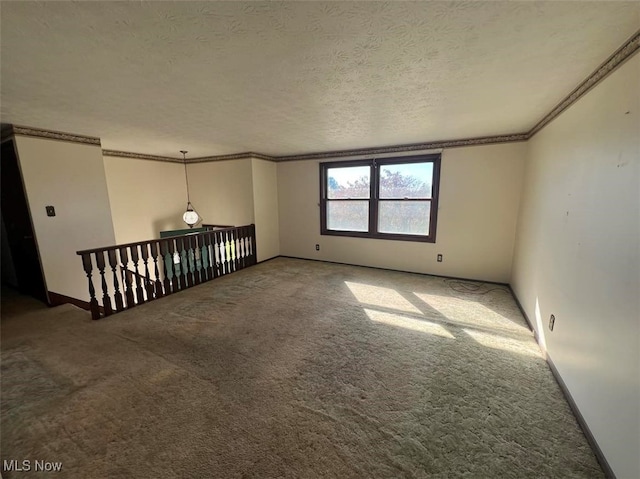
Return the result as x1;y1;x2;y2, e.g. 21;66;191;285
320;154;441;242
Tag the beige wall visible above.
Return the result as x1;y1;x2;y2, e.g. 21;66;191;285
104;156;187;243
105;156;276;261
277;143;526;283
185;159;255;227
511;55;639;478
252;158;280;262
15;136;116;301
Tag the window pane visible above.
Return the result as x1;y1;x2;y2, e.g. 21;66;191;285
378;201;430;235
327;201;369;232
327;166;370;199
379;162;432;199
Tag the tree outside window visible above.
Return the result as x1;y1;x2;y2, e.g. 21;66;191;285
320;155;441;242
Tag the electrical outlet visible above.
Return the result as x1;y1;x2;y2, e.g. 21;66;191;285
437;254;443;262
549;314;555;331
315;244;320;251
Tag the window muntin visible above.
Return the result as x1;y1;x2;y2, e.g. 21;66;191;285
320;155;440;243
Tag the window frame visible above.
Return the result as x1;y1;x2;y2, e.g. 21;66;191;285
319;154;441;243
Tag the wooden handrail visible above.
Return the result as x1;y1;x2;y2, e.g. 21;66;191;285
77;225;235;255
76;224;257;320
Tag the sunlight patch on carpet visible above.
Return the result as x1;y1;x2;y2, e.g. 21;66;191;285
463;329;542;357
345;281;422;315
365;308;455;338
414;292;529;334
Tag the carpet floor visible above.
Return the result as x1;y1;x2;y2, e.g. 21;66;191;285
1;257;602;478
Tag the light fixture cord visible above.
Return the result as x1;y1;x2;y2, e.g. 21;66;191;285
182;151;191;204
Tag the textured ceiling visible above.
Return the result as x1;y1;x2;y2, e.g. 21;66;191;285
1;1;639;158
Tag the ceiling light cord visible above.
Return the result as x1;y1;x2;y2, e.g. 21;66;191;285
181;150;192;204
181;150;200;227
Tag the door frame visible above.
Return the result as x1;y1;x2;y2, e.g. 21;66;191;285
1;136;49;304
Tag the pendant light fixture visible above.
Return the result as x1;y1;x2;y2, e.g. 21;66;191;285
181;150;200;228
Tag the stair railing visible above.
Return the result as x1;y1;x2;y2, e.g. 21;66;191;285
77;224;256;320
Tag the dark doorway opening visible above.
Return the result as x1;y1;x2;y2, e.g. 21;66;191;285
1;139;48;304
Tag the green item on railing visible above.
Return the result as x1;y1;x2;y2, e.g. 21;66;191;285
159;227;208;238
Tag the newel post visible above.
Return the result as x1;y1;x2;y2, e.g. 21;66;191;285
81;253;101;320
250;223;257;265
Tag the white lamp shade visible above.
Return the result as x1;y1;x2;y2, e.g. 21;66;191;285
183;209;199;227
